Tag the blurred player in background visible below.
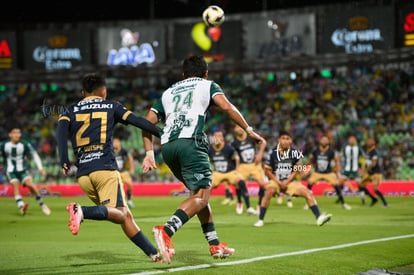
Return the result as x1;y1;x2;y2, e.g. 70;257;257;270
231;124;268;212
339;134;376;205
254;130;331;227
113;137;135;208
360;138;388;207
141;55;265;263
209;129;257;215
220;181;236;205
57;73;163;263
306;135;352;210
0;127;51;216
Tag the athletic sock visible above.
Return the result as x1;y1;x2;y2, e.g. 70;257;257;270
235;188;242;203
130;231;158;256
15;195;24;209
202;222;219;245
225;188;234;200
333;185;345;204
238;180;251;208
164;209;189;237
362;187;376;200
375;190;388;206
82;205;108;220
258;207;267;220
258;187;265;206
310;205;321;219
36;195;45;206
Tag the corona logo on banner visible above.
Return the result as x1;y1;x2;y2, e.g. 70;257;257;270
191;22;224;62
32;35;82;70
331;15;383;53
106;28;156;66
0;39;12;69
403;12;414;46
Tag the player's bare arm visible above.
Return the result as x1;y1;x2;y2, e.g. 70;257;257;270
142;110;159;173
254;139;267;164
128;153;135;175
213;93;265;145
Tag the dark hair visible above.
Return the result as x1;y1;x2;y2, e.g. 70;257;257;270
278;129;292;138
182;55;208;78
82;73;106;93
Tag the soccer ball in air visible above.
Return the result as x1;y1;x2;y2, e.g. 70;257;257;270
202;5;225;27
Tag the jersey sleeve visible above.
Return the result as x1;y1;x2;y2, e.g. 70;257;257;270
113;101;131;124
210;81;224;98
56;119;71;167
151;100;166;123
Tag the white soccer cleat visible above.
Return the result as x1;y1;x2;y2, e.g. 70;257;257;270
41;204;51;216
287;201;293;208
276;196;283;205
254;220;264;227
236;203;243;215
316;212;332;226
127;200;135;208
303;204;309;210
221;198;231;205
342;203;352;210
246;207;257;215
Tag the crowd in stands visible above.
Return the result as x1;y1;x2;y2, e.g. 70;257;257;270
0;63;413;184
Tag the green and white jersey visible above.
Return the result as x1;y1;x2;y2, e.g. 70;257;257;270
0;140;43;173
151;77;224;144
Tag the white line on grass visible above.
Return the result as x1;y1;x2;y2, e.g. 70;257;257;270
128;234;414;275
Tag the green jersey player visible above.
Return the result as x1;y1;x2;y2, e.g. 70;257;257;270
0;128;51;216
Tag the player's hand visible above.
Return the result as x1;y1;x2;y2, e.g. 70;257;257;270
142;155;157;173
62;163;70;176
248;131;265;145
254;153;263;165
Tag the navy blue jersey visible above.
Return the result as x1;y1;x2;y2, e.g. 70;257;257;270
366;149;381;174
58;96;130;177
311;147;335;173
115;148;130;172
208;144;237;173
265;147;302;181
231;137;257;164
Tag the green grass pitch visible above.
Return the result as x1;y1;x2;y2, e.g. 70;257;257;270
1;195;413;275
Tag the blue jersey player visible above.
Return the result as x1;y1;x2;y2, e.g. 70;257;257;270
57;73;163;263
